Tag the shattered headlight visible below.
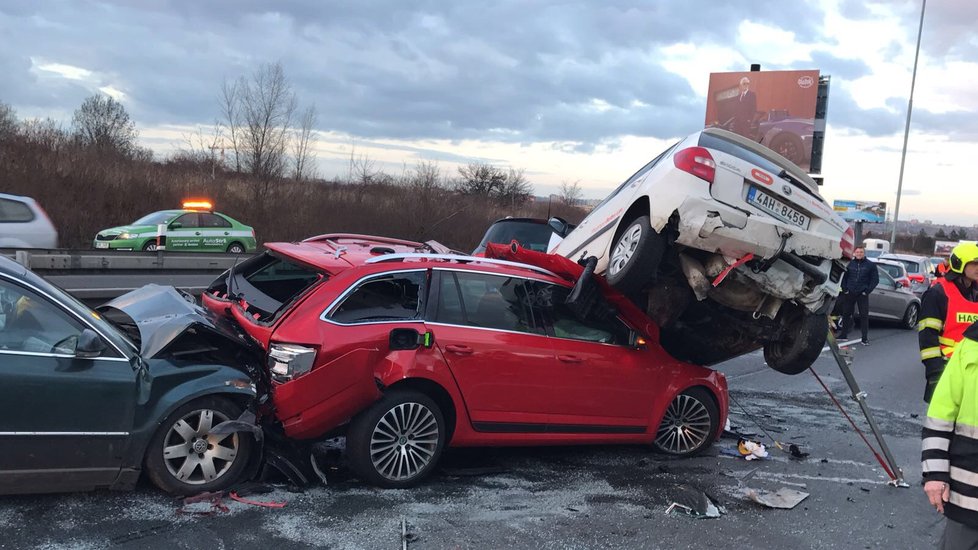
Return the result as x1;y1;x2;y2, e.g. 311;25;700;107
268;343;316;382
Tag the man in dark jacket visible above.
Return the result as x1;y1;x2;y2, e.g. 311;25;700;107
838;246;879;345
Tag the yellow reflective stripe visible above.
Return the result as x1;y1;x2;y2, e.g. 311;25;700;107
940;336;958;347
922;347;944;360
919;318;944;332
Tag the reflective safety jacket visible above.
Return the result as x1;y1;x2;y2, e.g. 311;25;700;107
922;322;978;527
919;277;978;402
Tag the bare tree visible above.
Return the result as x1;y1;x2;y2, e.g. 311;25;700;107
0;102;16;140
455;162;508;197
499;168;533;208
292;105;317;181
71;94;139;155
558;180;582;205
219;80;242;171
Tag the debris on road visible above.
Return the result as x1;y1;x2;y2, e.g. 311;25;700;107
746;487;810;509
666;485;724;519
738;440;769;461
788;443;810;460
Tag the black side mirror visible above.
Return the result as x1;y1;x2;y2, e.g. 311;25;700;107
389;328;434;351
548;217;571;237
76;328;107;359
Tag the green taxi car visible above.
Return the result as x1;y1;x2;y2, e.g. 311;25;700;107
94;204;257;254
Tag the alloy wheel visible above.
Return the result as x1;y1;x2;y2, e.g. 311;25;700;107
905;305;919;329
609;224;643;276
370;402;440;481
162;409;238;485
655;393;713;454
145;243;159;252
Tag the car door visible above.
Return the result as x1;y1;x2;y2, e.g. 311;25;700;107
868;269;902;321
166;212;201;250
0;276;137;492
427;269;556;428
526;281;651;430
198;213;232;251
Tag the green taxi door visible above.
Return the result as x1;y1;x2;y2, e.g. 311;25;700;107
0;278;137;492
166;213;202;250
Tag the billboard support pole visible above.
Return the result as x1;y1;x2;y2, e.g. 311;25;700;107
854;220;864;247
890;0;926;246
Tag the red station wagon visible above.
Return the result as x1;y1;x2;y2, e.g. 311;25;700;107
202;234;728;487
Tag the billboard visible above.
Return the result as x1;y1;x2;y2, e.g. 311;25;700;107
705;70;820;173
832;200;887;223
934;240;958;256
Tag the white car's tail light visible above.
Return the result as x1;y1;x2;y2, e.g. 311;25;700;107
268;343;317;382
840;225;855;259
673;146;716;184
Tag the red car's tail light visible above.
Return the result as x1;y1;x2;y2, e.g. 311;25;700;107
673;147;716;184
840;226;855;259
268;343;317;382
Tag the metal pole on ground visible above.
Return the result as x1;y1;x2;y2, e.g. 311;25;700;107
824;329;909;487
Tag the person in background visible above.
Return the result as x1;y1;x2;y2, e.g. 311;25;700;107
838;246;879;345
731;76;758;139
919;242;978;402
922;320;978;548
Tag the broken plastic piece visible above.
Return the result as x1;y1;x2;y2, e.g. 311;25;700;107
229;491;287;508
668;485;723;518
747;487;809;509
788;443;809;460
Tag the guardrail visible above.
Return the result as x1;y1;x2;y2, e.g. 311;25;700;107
1;248;241;272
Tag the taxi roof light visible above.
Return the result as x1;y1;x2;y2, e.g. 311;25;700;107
182;199;213;211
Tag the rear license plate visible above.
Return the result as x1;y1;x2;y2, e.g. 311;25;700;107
95;241;109;249
747;187;810;229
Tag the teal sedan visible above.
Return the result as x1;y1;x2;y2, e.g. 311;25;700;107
94;204;257;253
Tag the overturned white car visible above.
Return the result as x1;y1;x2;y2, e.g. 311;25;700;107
551;128;852;374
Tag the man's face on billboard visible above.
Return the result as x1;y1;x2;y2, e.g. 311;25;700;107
739;78;750;93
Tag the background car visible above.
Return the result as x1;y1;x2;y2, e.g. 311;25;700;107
472;217;575;255
868;266;920;329
93;200;256;254
202;235;728;489
0;256;263;495
879;253;934;295
757;113;814;172
0;192;58;249
875;259;912;290
551;127;851;375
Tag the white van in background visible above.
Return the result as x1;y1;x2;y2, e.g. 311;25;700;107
0;193;58;248
862;238;890;258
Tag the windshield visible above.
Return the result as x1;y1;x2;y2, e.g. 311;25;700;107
474;220;555;254
131;211;177;226
878;264;903;279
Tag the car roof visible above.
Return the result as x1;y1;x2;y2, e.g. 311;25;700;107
875;259;906;269
881;253;928;262
0;192;35;204
265;235;561;281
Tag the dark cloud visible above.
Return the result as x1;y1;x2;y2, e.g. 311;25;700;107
0;0;959;148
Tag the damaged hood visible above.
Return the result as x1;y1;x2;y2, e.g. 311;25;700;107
98;284;261;359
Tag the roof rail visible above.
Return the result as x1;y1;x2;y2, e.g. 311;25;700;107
363;253;559;278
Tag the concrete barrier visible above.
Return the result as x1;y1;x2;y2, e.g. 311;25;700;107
1;249;241;272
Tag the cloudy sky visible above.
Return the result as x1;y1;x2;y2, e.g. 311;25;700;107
2;0;976;225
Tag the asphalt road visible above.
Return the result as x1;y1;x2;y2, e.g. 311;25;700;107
0;324;940;550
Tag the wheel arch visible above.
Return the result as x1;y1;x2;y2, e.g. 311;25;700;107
384;378;458;444
226;240;245;252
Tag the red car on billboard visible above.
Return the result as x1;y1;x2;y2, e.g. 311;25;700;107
202;234;728;488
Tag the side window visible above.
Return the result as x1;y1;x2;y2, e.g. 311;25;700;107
439;272;541;335
0;199;35;223
172;213;199;228
328;271;425;324
527;282;632;345
877;269;896;289
200;213;232;228
0;280;85;354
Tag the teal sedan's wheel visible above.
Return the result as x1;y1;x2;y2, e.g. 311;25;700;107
145;397;252;495
143;241;159;251
227;242;246;254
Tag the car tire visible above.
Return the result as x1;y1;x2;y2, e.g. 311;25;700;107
143;241;160;252
605;215;665;295
654;387;719;456
227;242;246;254
763;304;827;375
769;132;805;165
145;396;253;495
346;389;446;489
901;303;920;330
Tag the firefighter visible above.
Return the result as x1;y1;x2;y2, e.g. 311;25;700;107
922;320;978;546
919;242;978;402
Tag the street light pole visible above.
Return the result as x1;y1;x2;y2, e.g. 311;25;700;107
891;0;926;247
